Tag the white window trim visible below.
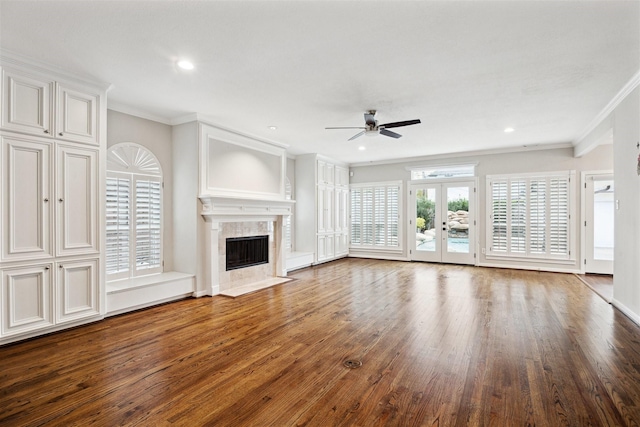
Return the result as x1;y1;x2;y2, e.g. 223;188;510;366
485;171;576;263
350;180;403;252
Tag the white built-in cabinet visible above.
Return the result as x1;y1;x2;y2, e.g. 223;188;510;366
0;59;106;344
295;154;349;263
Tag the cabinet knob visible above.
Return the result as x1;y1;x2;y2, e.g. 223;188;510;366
58;198;64;202
45;266;50;270
43;130;50;134
59;132;63;136
44;198;49;202
59;265;63;269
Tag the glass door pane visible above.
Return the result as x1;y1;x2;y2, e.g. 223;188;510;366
445;186;470;254
416;187;437;253
592;180;614;261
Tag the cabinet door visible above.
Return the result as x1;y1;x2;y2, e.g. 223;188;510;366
1;69;53;137
335;188;348;234
317;235;326;261
56;84;98;145
317;160;326;184
335;232;349;256
335;166;349;188
326;163;335;186
326;234;335;259
55;259;99;323
56;144;98;256
1;135;53;261
325;186;335;232
317;185;326;233
1;263;53;337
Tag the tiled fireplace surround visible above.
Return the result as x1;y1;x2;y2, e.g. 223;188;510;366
200;196;295;295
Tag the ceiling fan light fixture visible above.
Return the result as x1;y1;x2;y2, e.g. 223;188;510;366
358;146;366;151
504;127;515;133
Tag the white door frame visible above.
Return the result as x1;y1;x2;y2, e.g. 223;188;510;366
580;170;614;275
407;178;478;265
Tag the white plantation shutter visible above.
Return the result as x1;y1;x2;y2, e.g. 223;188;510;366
510;180;527;253
106;143;163;279
529;180;546;254
374;187;385;246
490;180;508;253
351;188;362;245
487;172;573;260
106;175;130;278
134;177;162;273
362;188;374;245
549;177;569;256
387;186;399;247
350;182;402;250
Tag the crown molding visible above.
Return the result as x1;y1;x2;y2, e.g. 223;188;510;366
107;102;173;125
575;69;640;145
0;49;112;92
349;142;574;168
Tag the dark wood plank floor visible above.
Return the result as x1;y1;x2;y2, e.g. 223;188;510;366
576;273;614;303
2;258;640;426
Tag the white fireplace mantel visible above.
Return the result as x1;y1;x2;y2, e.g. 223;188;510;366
199;195;294;222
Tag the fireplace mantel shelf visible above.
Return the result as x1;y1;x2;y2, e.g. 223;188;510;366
199;195;295;220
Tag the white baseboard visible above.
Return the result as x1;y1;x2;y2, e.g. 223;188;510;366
478;262;579;274
348;253;410;262
611;298;640;327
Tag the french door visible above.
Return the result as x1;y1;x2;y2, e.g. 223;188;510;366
583;173;614;274
409;181;476;264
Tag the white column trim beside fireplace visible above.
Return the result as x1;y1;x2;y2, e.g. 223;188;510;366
199;196;295;296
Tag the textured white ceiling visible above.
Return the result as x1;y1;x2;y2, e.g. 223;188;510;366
1;1;638;164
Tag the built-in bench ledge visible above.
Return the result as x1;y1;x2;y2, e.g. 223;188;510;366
106;272;195;316
286;251;314;271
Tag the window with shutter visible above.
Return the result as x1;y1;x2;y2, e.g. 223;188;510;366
106;174;130;279
490;180;508;253
106;143;163;280
135;177;162;271
486;172;573;261
350;181;402;250
351;188;362;245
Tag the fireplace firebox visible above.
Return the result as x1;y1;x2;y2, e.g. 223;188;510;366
226;235;269;271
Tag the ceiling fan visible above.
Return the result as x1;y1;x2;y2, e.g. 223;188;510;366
326;110;421;141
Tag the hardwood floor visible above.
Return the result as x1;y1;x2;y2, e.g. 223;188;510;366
2;258;640;426
576;273;614;303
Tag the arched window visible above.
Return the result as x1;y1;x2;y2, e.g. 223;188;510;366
106;143;163;280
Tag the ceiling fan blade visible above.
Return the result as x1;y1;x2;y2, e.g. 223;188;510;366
348;130;366;141
364;111;376;126
380;119;421;129
380;128;402;139
326;126;366;130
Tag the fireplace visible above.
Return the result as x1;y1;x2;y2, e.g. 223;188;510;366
226;235;269;271
199;195;295;296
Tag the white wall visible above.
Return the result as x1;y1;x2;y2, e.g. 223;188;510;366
107;110;174;271
350;144;613;271
611;87;640;321
172;122;207;292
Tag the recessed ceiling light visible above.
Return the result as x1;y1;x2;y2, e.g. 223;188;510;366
268;126;277;130
504;127;515;133
358;146;366;151
177;60;194;70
